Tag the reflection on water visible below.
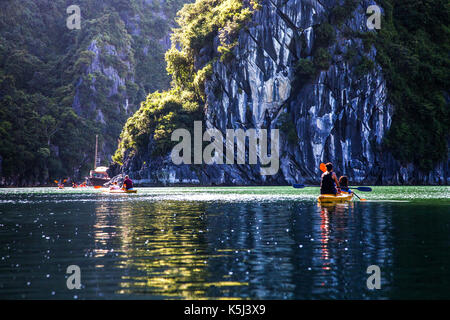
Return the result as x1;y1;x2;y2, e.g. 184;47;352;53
0;188;449;299
114;202;214;298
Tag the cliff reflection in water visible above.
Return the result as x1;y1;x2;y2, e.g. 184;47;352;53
92;199;394;299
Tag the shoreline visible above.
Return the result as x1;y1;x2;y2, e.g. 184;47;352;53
0;184;449;189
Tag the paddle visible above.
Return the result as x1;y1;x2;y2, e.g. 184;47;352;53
352;192;365;201
351;186;372;192
94;186;102;189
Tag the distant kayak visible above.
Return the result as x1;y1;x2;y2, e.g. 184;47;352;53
103;189;137;194
318;193;353;203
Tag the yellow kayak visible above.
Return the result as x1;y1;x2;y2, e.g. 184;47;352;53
318;192;353;203
103;189;137;194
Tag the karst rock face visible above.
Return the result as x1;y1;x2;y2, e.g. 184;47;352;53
121;0;448;186
71;1;186;161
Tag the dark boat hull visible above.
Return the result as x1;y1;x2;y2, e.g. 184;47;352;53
88;177;110;187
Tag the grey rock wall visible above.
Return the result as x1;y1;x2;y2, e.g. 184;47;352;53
121;0;448;186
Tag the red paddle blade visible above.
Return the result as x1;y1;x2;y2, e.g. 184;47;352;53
320;163;327;172
94;186;102;189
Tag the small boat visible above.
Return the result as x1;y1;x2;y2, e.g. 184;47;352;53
87;135;111;187
88;167;111;187
318;192;353;203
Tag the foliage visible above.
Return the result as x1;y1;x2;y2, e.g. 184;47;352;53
313;48;332;70
0;71;96;181
0;0;189;184
113;89;203;163
296;14;338;79
277;112;298;144
295;59;315;78
314;22;336;48
344;45;358;61
172;0;255;56
330;0;359;25
354;55;375;76
368;0;450;170
113;0;259;164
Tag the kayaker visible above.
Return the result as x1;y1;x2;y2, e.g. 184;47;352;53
338;176;352;193
320;162;340;195
110;182;120;190
123;175;133;190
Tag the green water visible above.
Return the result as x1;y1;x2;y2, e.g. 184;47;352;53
0;186;449;299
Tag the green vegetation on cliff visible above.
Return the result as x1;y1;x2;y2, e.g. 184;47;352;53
0;0;188;185
113;0;259;164
368;0;449;170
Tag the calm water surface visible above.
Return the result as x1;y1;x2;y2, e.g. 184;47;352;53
0;186;449;299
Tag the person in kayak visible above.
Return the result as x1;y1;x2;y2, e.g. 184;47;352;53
338;176;352;194
110;182;120;190
123;175;134;190
320;162;341;195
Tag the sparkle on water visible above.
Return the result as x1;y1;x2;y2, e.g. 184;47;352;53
0;186;449;299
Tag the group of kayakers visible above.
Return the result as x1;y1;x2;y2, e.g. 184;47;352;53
320;162;352;195
59;162;349;196
60;163;344;196
72;182;88;188
55;175;134;191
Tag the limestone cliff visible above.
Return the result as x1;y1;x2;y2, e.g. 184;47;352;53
119;0;448;185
